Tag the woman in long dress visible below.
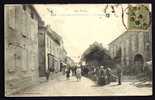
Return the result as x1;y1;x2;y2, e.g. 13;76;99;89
76;67;82;81
97;66;107;86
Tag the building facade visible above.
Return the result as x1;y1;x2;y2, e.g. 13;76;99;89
109;29;152;74
38;25;67;77
5;5;42;95
65;56;75;67
108;4;152;74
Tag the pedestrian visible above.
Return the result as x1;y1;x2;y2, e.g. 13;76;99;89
95;66;99;82
66;67;70;80
85;66;89;76
70;68;73;76
105;67;113;84
97;66;107;86
46;70;50;81
49;67;55;80
76;66;82;81
116;63;122;85
63;66;66;75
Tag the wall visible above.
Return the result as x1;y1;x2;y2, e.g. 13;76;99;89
109;29;152;74
5;5;39;96
38;27;46;77
45;29;62;73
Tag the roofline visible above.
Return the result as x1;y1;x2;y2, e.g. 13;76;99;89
108;31;127;46
108;29;149;46
47;27;62;41
28;4;43;22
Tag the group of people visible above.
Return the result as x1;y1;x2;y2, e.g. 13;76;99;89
96;64;122;86
65;66;82;81
64;63;122;85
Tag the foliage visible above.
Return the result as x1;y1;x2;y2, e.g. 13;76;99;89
81;42;115;68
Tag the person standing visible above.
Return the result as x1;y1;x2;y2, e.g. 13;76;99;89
106;67;112;84
116;63;122;85
95;66;100;83
66;67;70;80
76;66;82;81
97;66;107;86
46;69;50;81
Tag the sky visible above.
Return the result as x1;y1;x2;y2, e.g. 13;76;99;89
34;4;150;62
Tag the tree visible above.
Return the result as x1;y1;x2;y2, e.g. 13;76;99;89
81;42;115;68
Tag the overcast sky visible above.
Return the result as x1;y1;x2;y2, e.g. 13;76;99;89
34;4;150;62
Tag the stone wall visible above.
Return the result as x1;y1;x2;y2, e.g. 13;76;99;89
109;29;152;74
38;27;46;77
5;5;39;96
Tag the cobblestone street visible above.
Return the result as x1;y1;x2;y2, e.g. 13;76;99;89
11;73;152;96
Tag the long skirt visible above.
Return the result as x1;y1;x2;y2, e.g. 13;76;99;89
76;73;81;80
66;73;70;78
97;77;106;86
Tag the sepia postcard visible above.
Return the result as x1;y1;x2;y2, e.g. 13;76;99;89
4;4;152;97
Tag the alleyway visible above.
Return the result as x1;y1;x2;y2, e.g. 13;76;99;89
11;73;152;96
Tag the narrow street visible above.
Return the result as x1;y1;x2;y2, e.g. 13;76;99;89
11;73;152;96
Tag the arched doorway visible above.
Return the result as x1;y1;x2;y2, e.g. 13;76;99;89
134;54;144;73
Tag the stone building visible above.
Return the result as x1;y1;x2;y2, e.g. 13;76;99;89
38;25;67;77
109;29;152;74
5;5;43;95
60;47;67;71
108;4;152;74
65;56;75;67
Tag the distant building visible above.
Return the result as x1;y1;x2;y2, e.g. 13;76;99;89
5;4;43;95
65;56;75;67
108;4;152;74
38;24;67;77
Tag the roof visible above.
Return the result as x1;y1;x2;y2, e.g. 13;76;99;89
108;29;149;46
46;26;62;45
28;4;43;22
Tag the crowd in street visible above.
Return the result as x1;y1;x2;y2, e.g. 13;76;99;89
64;66;82;81
63;63;123;86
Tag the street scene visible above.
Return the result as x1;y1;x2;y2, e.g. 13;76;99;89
11;74;152;96
5;4;152;96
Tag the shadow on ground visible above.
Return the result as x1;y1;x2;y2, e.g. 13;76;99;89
110;84;120;87
131;81;152;88
134;82;152;88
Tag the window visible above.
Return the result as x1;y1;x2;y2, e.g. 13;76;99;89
31;12;34;19
21;49;27;72
23;5;26;11
8;7;15;29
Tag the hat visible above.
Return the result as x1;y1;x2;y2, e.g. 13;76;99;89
100;66;104;69
77;65;80;68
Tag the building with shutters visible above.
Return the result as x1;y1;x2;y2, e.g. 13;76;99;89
5;4;43;96
38;24;67;78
